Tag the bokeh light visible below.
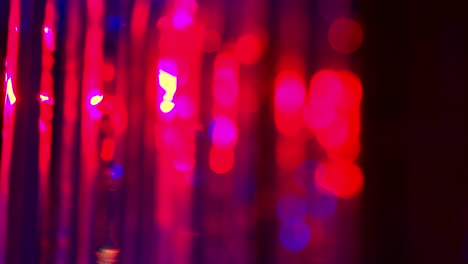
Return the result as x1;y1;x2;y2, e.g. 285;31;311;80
328;18;364;54
315;114;350;149
210;115;238;148
100;137;115;161
307;188;337;218
235;33;263;65
209;147;234;174
315;161;364;199
213;67;238;106
275;71;305;114
277;194;307;222
176;95;195;119
303;70;343;130
337;70;363;110
279;219;311;251
173;10;194;30
294;160;318;190
110;164;124;179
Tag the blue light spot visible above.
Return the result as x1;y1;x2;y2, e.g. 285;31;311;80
294;160;318;190
277;194;307;222
110;164;123;179
106;16;125;31
279;219;311;251
307;188;337;218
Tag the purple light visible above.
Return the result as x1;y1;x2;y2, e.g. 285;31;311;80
307;188;337;218
279;219;311;251
110;164;124;179
172;11;193;30
277;194;307;222
294;160;318;190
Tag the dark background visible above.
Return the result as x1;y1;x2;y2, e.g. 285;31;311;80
1;0;468;263
361;0;468;263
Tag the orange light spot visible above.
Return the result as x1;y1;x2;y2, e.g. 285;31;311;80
209;147;234;174
315;161;364;199
328;18;364;54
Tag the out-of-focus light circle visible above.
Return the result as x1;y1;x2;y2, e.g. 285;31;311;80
307;188;337;218
211;116;238;148
275;71;305;113
173;10;194;30
176;95;195;119
337;70;362;110
276;138;304;170
328;18;364;54
110;164;124;179
100;138;115;161
174;159;195;172
89;93;104;106
235;34;263;65
309;70;343;107
315;114;349;149
277;194;307;222
279;220;311;251
303;97;336;130
294;160;318;190
275;112;302;136
213;68;238;106
326;138;361;161
209;147;234;174
315;161;364;199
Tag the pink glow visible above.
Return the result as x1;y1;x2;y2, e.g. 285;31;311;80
275;72;305;113
213;68;238;106
173;11;194;30
211;115;238;148
176;95;195;119
43;26;55;51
